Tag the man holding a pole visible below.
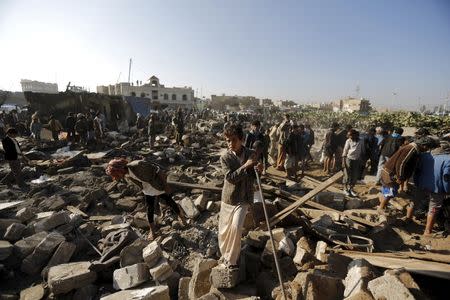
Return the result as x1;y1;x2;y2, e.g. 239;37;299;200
218;124;262;268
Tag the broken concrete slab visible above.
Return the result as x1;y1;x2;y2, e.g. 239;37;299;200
132;212;149;229
115;197;138;212
44;241;76;272
34;211;71;232
47;261;97;295
178;277;191;300
4;223;26;241
142;241;163;268
19;284;45;300
188;258;217;300
291;270;344;300
101;223;130;237
344;259;376;299
179;197;200;219
100;285;170;300
385;268;426;299
315;241;328;262
16;207;38;223
368;273;415;300
0;240;13;260
13;231;48;258
245;230;269;249
113;263;150;290
120;238;149;267
210;264;240;288
194;194;208;211
21;232;65;275
149;258;173;282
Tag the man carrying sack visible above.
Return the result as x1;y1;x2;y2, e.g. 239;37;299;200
106;158;186;240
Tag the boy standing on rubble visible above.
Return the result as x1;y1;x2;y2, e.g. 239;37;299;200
219;124;262;268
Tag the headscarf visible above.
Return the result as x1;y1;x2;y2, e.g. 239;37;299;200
106;158;129;181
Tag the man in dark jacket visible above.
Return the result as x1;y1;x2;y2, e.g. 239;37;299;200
65;112;76;142
244;120;264;149
376;127;404;184
378;137;431;217
1;128;29;188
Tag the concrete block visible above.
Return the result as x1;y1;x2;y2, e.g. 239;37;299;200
315;241;328;262
179;197;200;219
13;231;48;258
291;270;344;300
100;285;170;300
120;238;149;267
19;284;45;300
178;277;191;300
245;230;269;249
16;207;38;222
344;259;375;298
34;211;70;232
149;258;173;282
188;258;217;300
21;232;65;275
48;261;97;295
0;240;13;260
48;241;76;266
278;236;295;257
113;263;150;290
132;212;150;229
142;241;162;268
210;264;240;288
194;194;208;211
4;223;26;241
368;273;415;300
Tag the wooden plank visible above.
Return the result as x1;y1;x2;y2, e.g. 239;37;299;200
0;201;24;211
265;171;344;227
66;206;89;218
89;215;118;221
167;180;222;192
338;250;450;280
261;182;378;227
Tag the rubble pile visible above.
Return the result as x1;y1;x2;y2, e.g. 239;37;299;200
0;121;448;299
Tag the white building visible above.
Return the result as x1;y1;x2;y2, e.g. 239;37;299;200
20;79;58;94
97;76;195;108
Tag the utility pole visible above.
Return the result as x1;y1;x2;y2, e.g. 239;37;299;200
128;58;132;83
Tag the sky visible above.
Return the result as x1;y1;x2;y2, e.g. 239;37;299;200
0;0;449;110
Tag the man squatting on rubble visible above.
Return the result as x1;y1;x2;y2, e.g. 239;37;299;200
378;137;433;222
219;124;263;268
1;128;29;189
107;158;186;240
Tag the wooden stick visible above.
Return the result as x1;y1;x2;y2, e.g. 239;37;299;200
265;171;344;228
337;250;450;280
262;183;378;227
167;180;222;192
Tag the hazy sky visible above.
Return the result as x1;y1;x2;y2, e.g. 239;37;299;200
1;0;449;109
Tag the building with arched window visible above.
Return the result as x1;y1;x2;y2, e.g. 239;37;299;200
97;75;195;108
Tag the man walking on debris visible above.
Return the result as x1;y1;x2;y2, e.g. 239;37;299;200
414;143;450;236
0;128;29;189
30;114;42;142
47;115;63;141
93;112;103;142
219;124;262;268
323;122;339;174
376;127;404;185
174;107;185;146
276;114;291;171
106;158;186;240
342;129;365;197
148;113;157;148
75;113;88;145
65;112;76;142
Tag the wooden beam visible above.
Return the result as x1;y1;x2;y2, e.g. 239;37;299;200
167;180;222;192
337;250;450;280
261;182;378;227
265;171;344;227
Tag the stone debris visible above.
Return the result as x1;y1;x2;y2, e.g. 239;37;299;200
113;263;149;290
0;240;13;260
142;241;163;268
0;115;444;299
100;285;170;300
47;261;97;295
368;273;415;300
210;264;240;288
